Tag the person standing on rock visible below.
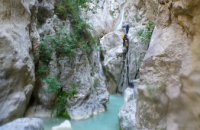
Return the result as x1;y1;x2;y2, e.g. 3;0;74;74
122;24;129;53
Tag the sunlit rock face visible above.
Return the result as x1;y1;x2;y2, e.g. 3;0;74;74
136;0;200;130
0;0;35;124
81;0;126;37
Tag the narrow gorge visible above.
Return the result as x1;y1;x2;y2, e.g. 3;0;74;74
1;0;200;130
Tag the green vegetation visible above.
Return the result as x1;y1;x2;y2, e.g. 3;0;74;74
137;21;155;45
38;0;96;60
42;75;78;118
44;76;61;93
39;38;53;64
37;0;95;119
55;0;88;20
55;87;77;118
37;64;49;78
55;0;96;53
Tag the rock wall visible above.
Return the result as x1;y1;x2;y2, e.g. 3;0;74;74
26;1;109;120
0;0;109;123
136;0;200;130
98;0;154;93
119;87;137;130
0;0;35;124
81;0;125;37
65;50;109;120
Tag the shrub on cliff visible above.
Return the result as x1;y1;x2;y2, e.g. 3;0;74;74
37;0;95;119
55;0;88;20
137;21;155;45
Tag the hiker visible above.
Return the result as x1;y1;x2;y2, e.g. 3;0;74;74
122;24;129;53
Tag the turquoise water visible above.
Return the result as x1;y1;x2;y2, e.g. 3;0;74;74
43;95;123;130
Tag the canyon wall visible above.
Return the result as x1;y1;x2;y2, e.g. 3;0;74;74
136;0;200;130
0;0;36;124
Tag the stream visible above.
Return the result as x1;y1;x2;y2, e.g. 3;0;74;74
43;95;124;130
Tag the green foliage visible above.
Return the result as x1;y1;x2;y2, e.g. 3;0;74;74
44;76;61;93
55;0;88;20
56;91;70;118
37;0;94;119
39;38;53;64
43;76;78;119
137;21;155;45
40;23;95;59
49;27;77;57
37;64;49;78
54;0;96;54
55;87;78;118
40;0;96;58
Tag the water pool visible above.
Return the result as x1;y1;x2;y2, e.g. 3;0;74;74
43;95;124;130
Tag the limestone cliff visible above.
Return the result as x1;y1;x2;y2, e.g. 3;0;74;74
136;0;200;130
26;0;109;120
0;0;109;123
98;0;156;94
0;0;36;124
3;1;200;130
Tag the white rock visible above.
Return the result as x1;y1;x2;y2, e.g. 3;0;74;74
52;120;72;130
119;88;136;130
0;118;44;130
0;0;35;124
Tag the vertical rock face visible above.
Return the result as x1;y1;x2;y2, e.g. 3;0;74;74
118;87;137;130
136;0;200;130
98;0;153;93
63;50;109;120
0;0;35;124
26;2;109;119
81;0;126;37
100;32;124;94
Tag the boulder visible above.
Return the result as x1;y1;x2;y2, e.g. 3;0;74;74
52;120;71;130
119;86;137;130
100;32;124;93
0;118;44;130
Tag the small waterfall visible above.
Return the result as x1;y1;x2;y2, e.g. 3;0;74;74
98;50;104;77
114;2;126;32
